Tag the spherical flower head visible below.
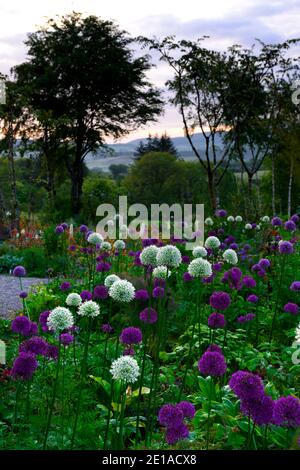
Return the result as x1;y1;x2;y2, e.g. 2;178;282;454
209;291;231;311
11;352;38;380
78;300;100;317
198;351;227;377
158;404;183;427
39;311;50;332
229;371;265;401
290;281;300;292
13;265;26;277
19;291;28;299
204;236;220;250
166;423;189;445
245;223;252;230
204;217;214;226
216;209;227;217
140;245;159;267
96;262;111;272
101;323;114;334
114;239;126;251
109;279;135;303
188;258;212;278
208;312;226;329
47;307;74;333
223;249;238;265
183;272;193;282
152;265;171;279
227;215;235;222
101;241;112;251
11;316;31;336
135;289;149;302
60;281;71;291
94;285;109;300
284;302;299;315
291;214;299;223
271;217;282;227
261;215;270;223
79;224;88;233
87;232;104;245
192;246;207;258
285;220;296;232
139;307;158;324
104;274;120;288
19;336;48;355
206;343;223;354
46;344;58;360
120;327;142;345
278;241;294;254
66;293;82;307
176;401;196;419
235;215;243;222
247;294;258;303
110;355;140;383
152;286;164;298
273;396;300;428
156;245;182;268
258;258;270;270
80;290;93;301
55;225;64;234
241;394;274;425
60;333;74;346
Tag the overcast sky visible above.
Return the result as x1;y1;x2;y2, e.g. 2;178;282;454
0;0;299;142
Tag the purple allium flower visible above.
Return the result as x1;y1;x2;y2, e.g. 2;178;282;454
94;285;109;300
243;244;251;251
291;214;299;223
237;315;247;324
279;241;294;255
60;333;74;346
238;313;256;323
29;322;38;336
11;352;38;380
219;242;226;250
285;220;296;232
139;307;158;324
182;255;190;264
258;258;271;269
101;323;114;334
230;243;239;250
45;344;58;360
283;302;299;315
39;311;50;332
13;266;26;277
209;291;231;311
79;224;88;233
55;225;64;234
135;289;149;302
176;401;196;419
216;209;227;217
208;312;226;329
222;267;242;290
11;316;31;336
206;344;223;354
183;272;193;282
19;336;48;355
290;281;300;291
19;291;28;299
242;276;256;289
271;217;282;227
213;262;223;272
241;394;275;425
198;351;227;377
96;262;111;272
158;404;183;427
152;286;164;298
166;423;189;445
80;290;93;301
68;245;77;252
60;281;71;291
273;396;300;428
229;371;264;401
120;327;142;345
247;294;259;303
257;269;266;278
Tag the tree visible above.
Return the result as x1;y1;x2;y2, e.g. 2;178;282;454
134;132;178;159
109;164;128;182
15;12;163;215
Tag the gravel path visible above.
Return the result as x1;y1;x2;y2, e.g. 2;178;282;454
0;275;47;319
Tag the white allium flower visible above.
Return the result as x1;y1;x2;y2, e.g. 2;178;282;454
87;232;104;245
78;300;100;317
109;279;135;303
110;356;140;384
223;249;238;265
104;274;120;288
66;293;82;307
47;307;74;333
188;258;212;278
101;241;112;251
192;246;207;258
235;215;243;222
204;236;220;250
156;245;182;268
245;223;252;230
152;265;171;279
256;224;261;231
295;323;300;343
204;217;214;226
140;245;159;266
227;216;235;222
261;215;270;223
114;239;126;251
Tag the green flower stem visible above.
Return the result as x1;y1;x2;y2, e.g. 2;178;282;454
118;381;127;450
12;381;21;433
135;334;148;444
206;378;213;450
178;318;196;401
269;256;286;343
43;338;61;450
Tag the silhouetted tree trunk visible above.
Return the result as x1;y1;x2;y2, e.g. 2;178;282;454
7;111;19;230
287;158;294;218
271;154;276;216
